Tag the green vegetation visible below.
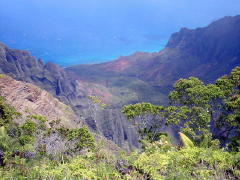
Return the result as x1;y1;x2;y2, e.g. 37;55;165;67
179;132;194;148
0;67;240;179
58;126;95;151
135;145;239;179
0;96;20;126
122;67;240;150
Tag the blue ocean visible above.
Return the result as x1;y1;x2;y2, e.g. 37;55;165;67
1;0;239;67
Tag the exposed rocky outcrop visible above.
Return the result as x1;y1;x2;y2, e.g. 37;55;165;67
0;43;78;104
0;75;81;128
0;43;139;149
0;75;123;155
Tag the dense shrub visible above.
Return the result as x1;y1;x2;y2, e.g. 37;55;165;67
20;120;37;135
18;135;35;146
134;146;239;179
58;126;95;151
0;96;20;126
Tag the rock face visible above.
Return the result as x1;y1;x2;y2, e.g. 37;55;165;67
147;15;240;85
0;43;139;149
0;43;78;104
0;75;122;155
67;15;240;105
0;75;81;128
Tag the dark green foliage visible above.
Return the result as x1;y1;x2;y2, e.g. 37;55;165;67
18;135;35;146
16;120;37;146
215;67;240;151
168;77;224;142
122;66;240;151
58;126;95;151
169;77;224;107
122;103;164;120
27;115;47;130
228;137;240;152
68;127;95;150
0;96;20;126
122;103;165;146
20;120;37;135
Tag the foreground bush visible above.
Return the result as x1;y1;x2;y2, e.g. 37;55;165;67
135;146;240;180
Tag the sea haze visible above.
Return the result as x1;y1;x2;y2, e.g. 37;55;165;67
0;0;240;67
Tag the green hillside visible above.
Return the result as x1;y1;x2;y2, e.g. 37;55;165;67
1;67;240;179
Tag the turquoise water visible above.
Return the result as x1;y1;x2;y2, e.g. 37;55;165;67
1;34;168;67
1;0;239;67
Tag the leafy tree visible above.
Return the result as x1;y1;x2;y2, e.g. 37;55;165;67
215;67;240;151
122;67;240;150
122;103;165;146
167;77;224;143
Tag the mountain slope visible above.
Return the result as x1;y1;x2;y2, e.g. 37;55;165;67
1;15;240;149
0;43;75;104
67;15;240;105
0;75;81;128
0;43;139;149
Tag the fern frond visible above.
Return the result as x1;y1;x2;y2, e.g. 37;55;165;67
179;132;194;148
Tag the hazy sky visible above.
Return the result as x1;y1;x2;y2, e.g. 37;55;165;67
0;0;240;66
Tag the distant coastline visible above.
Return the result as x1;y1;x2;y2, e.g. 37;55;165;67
1;39;167;67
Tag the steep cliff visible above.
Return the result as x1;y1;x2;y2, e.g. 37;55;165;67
0;43;139;149
0;43;78;104
67;15;240;105
0;75;122;156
